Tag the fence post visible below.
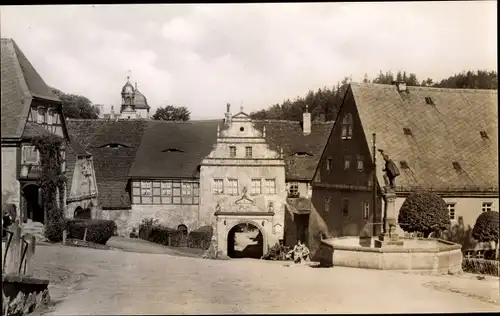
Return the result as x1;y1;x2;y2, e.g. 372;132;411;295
62;229;67;245
4;223;22;275
83;228;87;242
24;234;36;276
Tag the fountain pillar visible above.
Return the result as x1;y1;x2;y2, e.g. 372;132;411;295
375;188;404;248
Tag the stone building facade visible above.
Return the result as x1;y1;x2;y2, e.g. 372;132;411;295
199;107;287;256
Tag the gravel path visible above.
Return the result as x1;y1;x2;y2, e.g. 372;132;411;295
28;242;499;315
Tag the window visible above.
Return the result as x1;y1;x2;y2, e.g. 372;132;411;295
28;109;35;122
227;179;238;195
288;182;299;198
22;146;39;164
245;146;253;158
229;146;236;157
357;155;364;172
324;196;331;213
251;179;262;195
363;201;370;219
400;161;409;169
172;181;181;204
480;131;489;139
342;199;349;216
452;162;462;171
60;150;66;172
326;157;332;171
425;97;434;105
403;128;412;136
344;156;351;170
447;203;456;220
37;108;46;124
53;112;60;124
265;179;276;194
133;180;198;205
161;181;172;204
482;202;492;212
213;179;224;194
341;113;353;140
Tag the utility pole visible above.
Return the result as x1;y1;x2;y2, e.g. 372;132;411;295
372;133;379;236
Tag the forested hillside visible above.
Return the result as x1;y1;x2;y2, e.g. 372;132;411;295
250;70;497;122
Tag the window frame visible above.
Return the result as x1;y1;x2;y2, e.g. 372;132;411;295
213;178;224;194
482;202;493;212
344;156;351;171
324;196;331;213
447;203;457;221
326;157;332;171
229;146;237;158
251;178;262;195
341;113;353;140
22;145;40;164
363;201;370;219
245;146;253;158
227;178;239;195
265;178;277;195
287;182;299;198
357;155;364;172
132;180;199;205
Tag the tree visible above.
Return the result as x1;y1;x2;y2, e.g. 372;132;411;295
51;88;100;119
152;105;191;121
472;211;499;259
398;191;450;238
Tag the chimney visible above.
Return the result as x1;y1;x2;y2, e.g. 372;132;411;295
225;103;232;126
396;82;407;93
303;104;311;135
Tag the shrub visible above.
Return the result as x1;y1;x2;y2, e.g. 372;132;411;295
462;258;499;277
188;225;213;250
148;225;177;246
45;219;67;243
472;211;499;243
66;219;117;245
398;191;450;237
138;218;159;240
168;230;188;247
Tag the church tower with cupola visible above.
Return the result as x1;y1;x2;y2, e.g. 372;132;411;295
119;76;139;120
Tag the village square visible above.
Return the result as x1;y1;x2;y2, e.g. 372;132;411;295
1;2;499;315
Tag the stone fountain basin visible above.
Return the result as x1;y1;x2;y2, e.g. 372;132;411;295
317;236;463;275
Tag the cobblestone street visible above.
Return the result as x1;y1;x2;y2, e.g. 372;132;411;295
32;243;499;315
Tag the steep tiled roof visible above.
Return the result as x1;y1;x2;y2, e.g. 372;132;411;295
253;120;334;181
66;119;148;209
1;38;60;139
22;122;53;139
129;120;221;179
350;82;498;191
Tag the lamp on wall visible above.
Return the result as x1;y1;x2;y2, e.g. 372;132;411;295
268;201;274;213
224;220;227;226
262;221;265;226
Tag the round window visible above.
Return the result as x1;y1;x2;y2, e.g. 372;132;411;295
240;127;244;132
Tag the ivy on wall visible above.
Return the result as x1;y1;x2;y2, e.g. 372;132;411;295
31;135;67;241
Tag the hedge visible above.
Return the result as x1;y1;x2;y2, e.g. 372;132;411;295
472;211;499;243
138;224;188;247
462;258;499;277
66;219;117;245
188;226;213;250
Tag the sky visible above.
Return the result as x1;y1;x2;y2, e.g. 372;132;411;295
1;2;497;119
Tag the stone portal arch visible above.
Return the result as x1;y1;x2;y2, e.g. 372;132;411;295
226;221;267;259
74;206;91;219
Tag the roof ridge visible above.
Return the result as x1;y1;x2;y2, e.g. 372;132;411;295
351;81;498;94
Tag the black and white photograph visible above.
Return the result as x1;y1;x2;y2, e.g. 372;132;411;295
1;2;498;315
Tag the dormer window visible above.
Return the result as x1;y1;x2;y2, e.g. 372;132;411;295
403;128;412;136
400;161;409;169
341;113;353;140
480;131;489;139
356;155;364;172
326;157;332;171
46;110;53;125
452;162;462;171
293;152;313;157
162;148;185;153
98;143;131;149
425;97;434;105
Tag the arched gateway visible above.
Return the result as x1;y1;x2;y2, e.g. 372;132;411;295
227;222;266;258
